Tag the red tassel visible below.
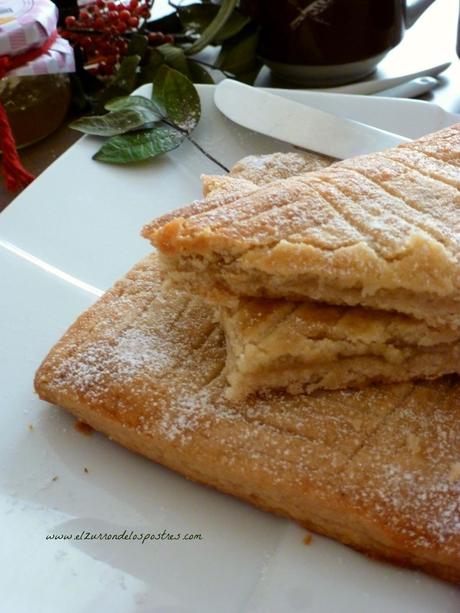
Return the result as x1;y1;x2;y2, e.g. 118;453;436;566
0;100;34;192
0;33;59;193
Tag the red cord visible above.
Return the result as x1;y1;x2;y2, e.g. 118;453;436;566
0;106;34;191
0;30;59;192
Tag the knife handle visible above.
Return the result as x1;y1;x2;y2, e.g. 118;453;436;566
375;77;438;98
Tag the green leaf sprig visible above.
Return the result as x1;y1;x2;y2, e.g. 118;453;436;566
70;65;228;170
67;2;262;115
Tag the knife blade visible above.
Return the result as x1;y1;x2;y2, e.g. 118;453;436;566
214;80;410;159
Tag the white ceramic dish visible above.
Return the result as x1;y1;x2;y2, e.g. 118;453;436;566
0;85;459;613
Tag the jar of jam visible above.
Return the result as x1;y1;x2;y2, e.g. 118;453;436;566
0;0;75;148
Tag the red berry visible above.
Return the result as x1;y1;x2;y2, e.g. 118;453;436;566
96;0;105;6
79;11;90;22
119;9;130;21
94;16;104;28
128;16;138;27
65;15;76;27
108;10;119;21
129;0;138;8
107;1;116;9
163;34;174;44
148;31;164;45
105;54;117;66
80;35;93;49
117;21;127;32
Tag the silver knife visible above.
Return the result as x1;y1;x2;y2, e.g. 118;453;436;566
214;80;410;159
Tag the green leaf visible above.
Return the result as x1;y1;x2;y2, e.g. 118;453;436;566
178;4;249;42
152;65;201;132
151;65;166;109
185;0;238;55
110;54;141;91
93;125;185;164
70;107;157;136
138;48;165;86
217;10;250;42
127;33;149;60
216;27;262;84
157;43;191;78
187;60;214;84
104;95;164;118
95;55;141;111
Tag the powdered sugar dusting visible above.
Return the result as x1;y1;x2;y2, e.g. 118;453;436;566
36;254;460;562
229;151;334;185
145;126;460;331
341;382;460;552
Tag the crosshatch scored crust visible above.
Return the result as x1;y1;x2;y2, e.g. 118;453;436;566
199;155;460;400
34;254;460;583
142;124;460;328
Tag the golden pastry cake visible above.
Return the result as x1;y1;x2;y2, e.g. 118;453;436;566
202;155;460;400
201;150;335;198
142;125;460;328
34;254;460;583
220;298;460;400
228;150;335;185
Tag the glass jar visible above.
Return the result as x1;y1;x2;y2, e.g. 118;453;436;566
0;73;71;148
0;0;75;150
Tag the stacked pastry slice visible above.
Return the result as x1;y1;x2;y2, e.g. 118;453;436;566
143;125;460;400
35;130;460;583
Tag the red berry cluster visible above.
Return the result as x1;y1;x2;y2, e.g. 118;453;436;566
62;0;168;77
147;31;174;47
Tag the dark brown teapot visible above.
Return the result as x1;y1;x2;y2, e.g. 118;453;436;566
242;0;436;85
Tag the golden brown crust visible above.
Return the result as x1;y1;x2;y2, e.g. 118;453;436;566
35;254;460;584
200;157;460;399
220;297;460;400
228;150;335;184
201;150;335;198
142;125;460;327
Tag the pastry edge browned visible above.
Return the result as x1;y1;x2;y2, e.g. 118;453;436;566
142;126;460;328
222;343;460;401
34;387;460;585
198;154;460;399
34;254;460;585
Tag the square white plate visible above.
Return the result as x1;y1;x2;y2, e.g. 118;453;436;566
1;85;459;612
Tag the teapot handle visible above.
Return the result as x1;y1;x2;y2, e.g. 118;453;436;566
404;0;436;28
